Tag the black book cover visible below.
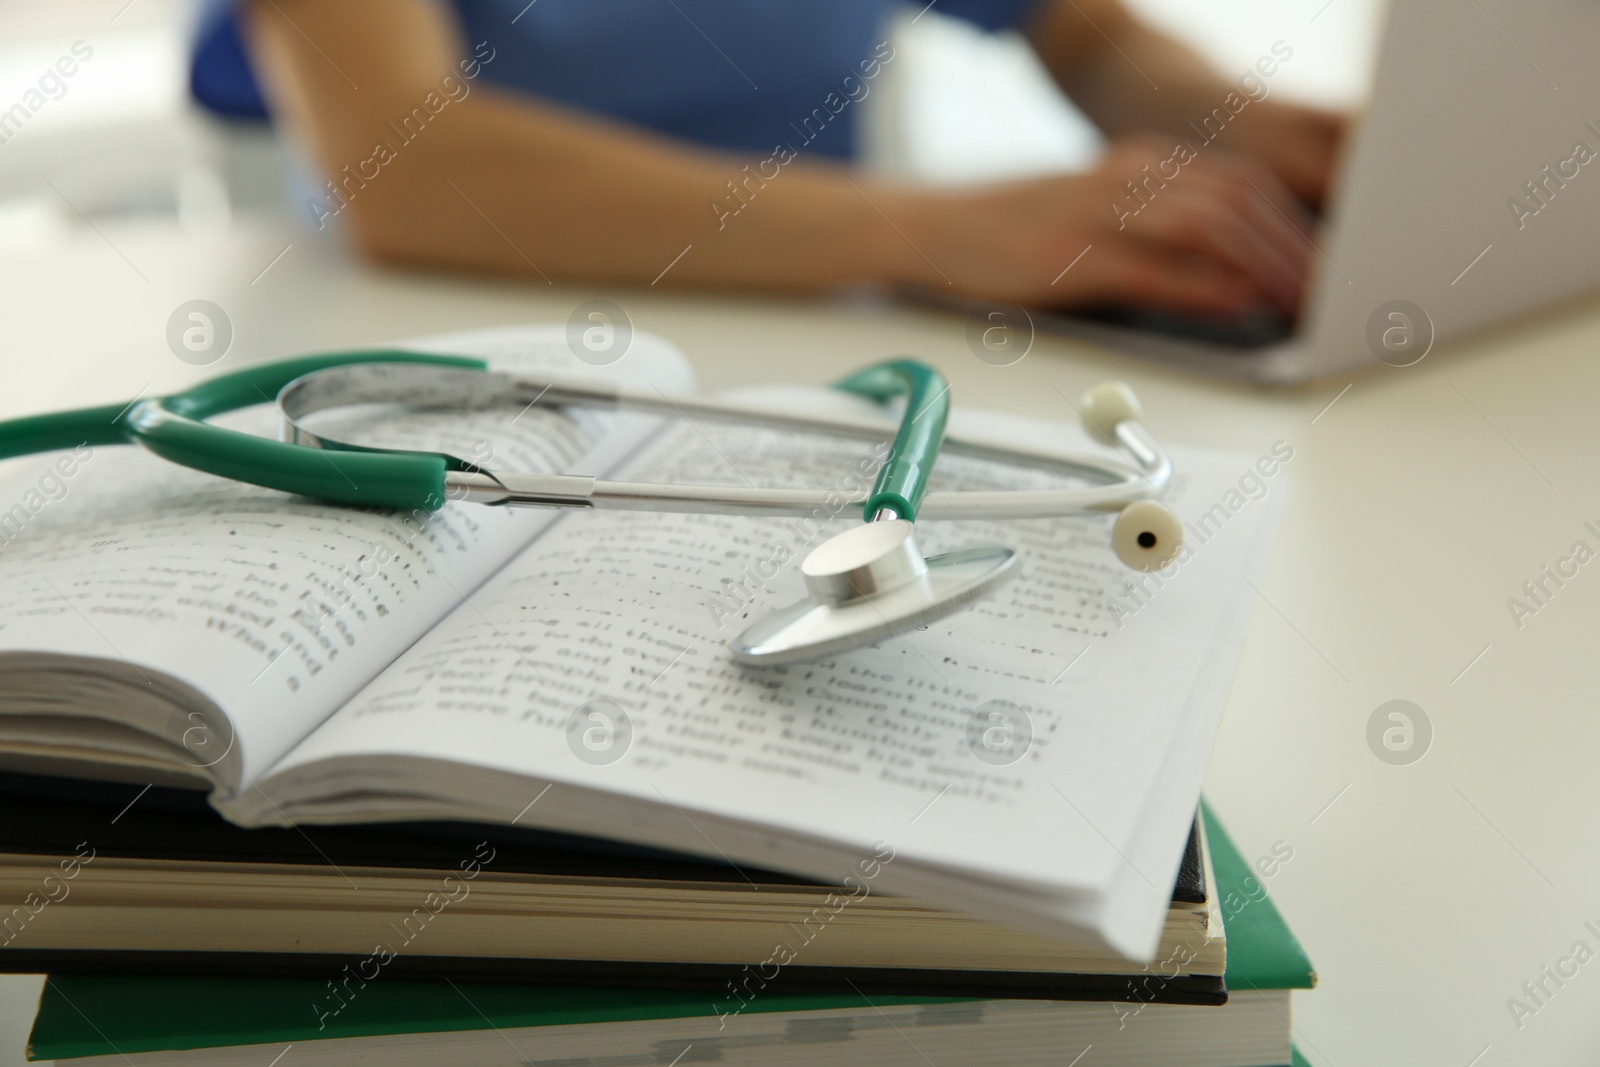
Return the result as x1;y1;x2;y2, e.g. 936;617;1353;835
0;773;1204;898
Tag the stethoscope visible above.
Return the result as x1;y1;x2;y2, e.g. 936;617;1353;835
0;350;1182;665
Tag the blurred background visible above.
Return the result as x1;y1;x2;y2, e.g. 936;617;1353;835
0;0;1379;1060
0;0;1377;256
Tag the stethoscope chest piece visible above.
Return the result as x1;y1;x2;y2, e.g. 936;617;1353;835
729;519;1020;666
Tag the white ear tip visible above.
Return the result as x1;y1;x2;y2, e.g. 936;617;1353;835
1112;500;1183;571
1080;381;1143;439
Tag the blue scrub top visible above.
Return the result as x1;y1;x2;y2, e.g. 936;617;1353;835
192;0;1040;158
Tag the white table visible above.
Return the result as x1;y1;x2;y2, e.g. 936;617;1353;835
5;218;1600;1066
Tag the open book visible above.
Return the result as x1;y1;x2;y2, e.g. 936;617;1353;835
0;326;1282;959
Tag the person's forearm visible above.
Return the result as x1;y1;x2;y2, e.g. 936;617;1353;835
1026;0;1229;138
244;0;929;293
338;91;922;292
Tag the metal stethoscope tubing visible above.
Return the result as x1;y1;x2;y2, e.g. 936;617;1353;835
279;366;1172;519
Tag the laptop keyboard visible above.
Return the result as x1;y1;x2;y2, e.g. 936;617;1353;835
1075;305;1295;351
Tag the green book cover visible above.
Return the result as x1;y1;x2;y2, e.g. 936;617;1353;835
28;804;1315;1061
1202;801;1317;993
1207;800;1319;1067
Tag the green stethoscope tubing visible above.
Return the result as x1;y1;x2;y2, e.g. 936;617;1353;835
831;358;949;522
0;351;951;523
0;351;485;512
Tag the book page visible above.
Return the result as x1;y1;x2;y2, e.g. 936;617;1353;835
0;326;693;791
256;385;1282;916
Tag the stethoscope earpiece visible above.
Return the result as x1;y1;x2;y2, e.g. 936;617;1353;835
1111;499;1184;572
1079;382;1186;572
1078;380;1144;441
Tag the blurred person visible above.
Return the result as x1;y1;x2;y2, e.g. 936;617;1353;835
194;0;1343;318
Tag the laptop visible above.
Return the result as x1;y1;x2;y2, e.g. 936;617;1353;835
936;0;1600;384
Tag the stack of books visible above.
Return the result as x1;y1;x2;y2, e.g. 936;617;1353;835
0;327;1309;1064
17;785;1312;1066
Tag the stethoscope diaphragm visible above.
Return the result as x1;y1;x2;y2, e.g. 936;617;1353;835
729;519;1020;665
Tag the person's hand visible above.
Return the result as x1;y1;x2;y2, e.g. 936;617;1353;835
894;137;1317;318
1221;100;1346;209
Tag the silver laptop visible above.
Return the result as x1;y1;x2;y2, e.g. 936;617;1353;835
962;0;1600;384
